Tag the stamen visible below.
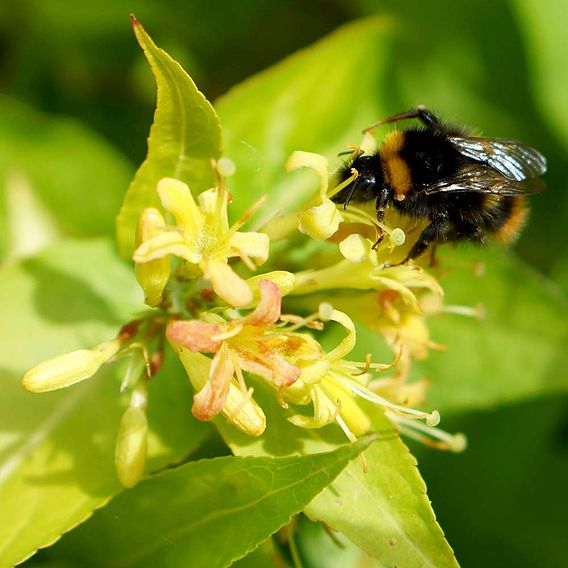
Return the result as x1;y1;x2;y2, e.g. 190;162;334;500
341;376;440;425
334;413;368;472
442;303;485;319
216;194;268;249
230;352;248;395
212;324;244;341
280;312;321;332
388;412;467;452
235;249;257;271
353;353;372;376
326;168;359;200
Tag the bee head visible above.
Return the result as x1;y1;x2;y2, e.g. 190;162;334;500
333;153;384;208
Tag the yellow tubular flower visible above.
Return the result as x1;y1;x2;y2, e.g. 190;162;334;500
133;178;269;308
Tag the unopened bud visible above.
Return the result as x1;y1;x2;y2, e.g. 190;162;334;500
135;208;171;307
115;389;148;488
22;339;121;393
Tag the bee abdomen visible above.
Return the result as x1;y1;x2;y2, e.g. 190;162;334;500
485;195;528;243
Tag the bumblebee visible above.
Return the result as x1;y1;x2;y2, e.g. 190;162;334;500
333;106;546;261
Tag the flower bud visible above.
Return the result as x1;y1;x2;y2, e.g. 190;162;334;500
22;339;121;393
135;208;171;307
115;388;148;488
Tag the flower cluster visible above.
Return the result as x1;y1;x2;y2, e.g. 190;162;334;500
22;152;467;487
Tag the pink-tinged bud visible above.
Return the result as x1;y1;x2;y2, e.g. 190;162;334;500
22;340;121;393
115;389;148;488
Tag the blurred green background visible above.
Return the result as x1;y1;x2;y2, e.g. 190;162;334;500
1;1;567;567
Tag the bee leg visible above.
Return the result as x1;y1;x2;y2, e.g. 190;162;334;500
372;190;390;248
428;244;439;267
405;215;450;261
363;106;440;133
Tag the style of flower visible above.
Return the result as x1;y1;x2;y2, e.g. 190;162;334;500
167;279;321;426
133;177;269;308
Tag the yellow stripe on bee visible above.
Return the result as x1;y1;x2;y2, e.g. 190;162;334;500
380;131;411;199
493;197;528;243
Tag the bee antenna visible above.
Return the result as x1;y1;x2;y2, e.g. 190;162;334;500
337;149;365;158
342;181;359;210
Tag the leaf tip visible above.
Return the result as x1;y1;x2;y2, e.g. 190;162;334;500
130;14;139;29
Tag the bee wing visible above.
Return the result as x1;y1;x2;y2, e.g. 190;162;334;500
448;136;547;181
423;163;545;196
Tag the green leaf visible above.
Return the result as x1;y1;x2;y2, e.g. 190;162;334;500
294;516;387;568
512;0;568;148
0;239;210;567
116;18;223;257
399;248;566;413
216;17;394;224
217;387;458;568
0;96;132;261
48;436;372;567
414;396;568;568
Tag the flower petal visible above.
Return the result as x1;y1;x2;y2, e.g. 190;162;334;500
204;259;253;307
339;234;370;263
157;178;203;235
325;309;357;361
192;343;234;420
240;279;281;326
269;353;301;387
133;232;201;264
228;231;269;264
298;198;342;241
238;352;300;387
247;271;295;304
198;188;230;235
167;320;223;353
286;151;329;198
134;209;171;306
